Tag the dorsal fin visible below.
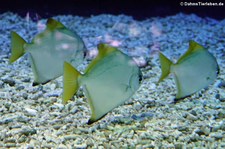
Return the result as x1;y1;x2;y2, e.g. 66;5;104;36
84;43;117;74
177;40;204;64
46;18;65;31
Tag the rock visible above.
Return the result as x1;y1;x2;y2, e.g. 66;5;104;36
217;80;225;88
24;108;37;116
0;80;4;88
217;110;225;119
174;143;185;149
22;93;28;99
16;86;25;91
190;132;200;142
134;102;142;110
0;117;14;124
2;78;15;86
63;135;79;141
210;132;223;140
194;127;210;136
186;113;198;121
18;135;28;143
53;103;64;111
131;112;154;121
17;116;30;123
57;144;67;149
20;127;37;136
22;78;31;83
219;98;225;102
30;92;42;100
218;91;225;102
211;121;225;131
4;143;17;148
190;110;197;116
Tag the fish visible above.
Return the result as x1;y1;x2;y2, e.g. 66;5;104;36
158;40;219;99
63;43;142;124
9;18;86;86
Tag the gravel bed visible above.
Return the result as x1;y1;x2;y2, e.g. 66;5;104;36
0;12;225;148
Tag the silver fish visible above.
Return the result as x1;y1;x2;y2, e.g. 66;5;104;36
63;44;142;124
158;40;219;99
9;18;86;85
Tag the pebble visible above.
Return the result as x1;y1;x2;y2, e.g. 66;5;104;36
17;116;30;123
16;85;25;91
57;144;67;149
218;91;225;102
219;98;225;102
210;132;223;140
22;93;28;99
211;121;225;131
2;78;15;86
53;103;64;111
131;112;154;121
194;127;210;136
4;143;17;148
18;135;28;143
217;110;225;119
20;127;37;136
21;78;31;83
0;117;14;124
0;80;4;88
24;108;37;116
30;92;42;100
63;135;79;141
74;144;87;148
217;80;225;88
133;102;142;110
174;143;185;149
186;113;198;121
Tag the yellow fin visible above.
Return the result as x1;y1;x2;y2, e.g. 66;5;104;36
177;40;204;64
158;52;173;83
63;62;81;104
46;18;65;31
9;31;26;63
84;43;117;74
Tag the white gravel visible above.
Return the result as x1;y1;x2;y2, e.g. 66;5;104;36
0;12;225;148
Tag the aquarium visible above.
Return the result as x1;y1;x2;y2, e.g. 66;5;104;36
0;0;224;148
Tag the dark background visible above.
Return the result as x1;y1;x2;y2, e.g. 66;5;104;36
0;0;225;20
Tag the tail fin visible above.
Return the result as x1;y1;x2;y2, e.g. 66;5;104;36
9;31;26;63
158;52;173;83
63;62;81;104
